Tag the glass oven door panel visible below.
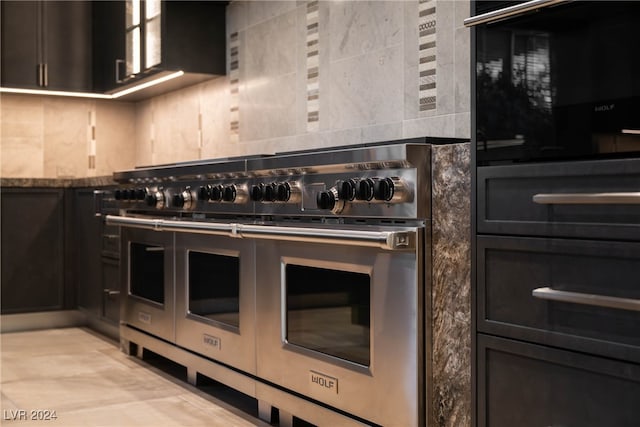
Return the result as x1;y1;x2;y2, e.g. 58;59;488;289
285;264;370;367
174;233;256;375
188;251;240;328
130;242;165;304
121;228;175;343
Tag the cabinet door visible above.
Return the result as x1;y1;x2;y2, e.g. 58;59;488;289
478;334;640;427
1;188;65;313
92;1;125;92
74;189;103;317
43;1;92;91
0;1;40;88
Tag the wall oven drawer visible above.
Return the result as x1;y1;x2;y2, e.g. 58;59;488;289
255;225;424;427
478;235;640;363
174;233;256;375
121;227;175;343
477;158;640;240
478;334;640;427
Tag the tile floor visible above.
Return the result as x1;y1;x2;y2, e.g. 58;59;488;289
0;327;268;426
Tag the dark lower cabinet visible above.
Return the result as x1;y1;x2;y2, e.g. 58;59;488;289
74;188;103;317
74;187;120;327
478;334;640;427
1;188;69;313
474;159;640;426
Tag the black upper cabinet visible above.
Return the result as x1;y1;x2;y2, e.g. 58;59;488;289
3;0;226;99
95;0;227;97
92;1;126;93
1;1;92;91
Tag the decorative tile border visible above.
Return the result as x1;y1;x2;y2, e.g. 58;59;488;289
229;31;240;143
419;0;437;112
306;0;320;132
87;107;96;173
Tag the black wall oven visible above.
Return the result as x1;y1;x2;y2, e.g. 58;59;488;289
470;1;640;165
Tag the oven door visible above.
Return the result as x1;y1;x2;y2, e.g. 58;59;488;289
174;232;256;375
254;224;425;427
120;226;175;343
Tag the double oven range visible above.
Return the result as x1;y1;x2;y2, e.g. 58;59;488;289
105;140;433;427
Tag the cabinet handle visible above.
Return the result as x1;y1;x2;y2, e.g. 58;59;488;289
532;287;640;312
463;0;566;27
38;64;44;87
43;63;48;87
532;192;640;205
94;190;105;217
115;59;125;83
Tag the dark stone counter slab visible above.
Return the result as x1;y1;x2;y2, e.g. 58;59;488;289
430;142;471;427
1;176;116;188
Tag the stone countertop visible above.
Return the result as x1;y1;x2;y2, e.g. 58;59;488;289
1;176;117;188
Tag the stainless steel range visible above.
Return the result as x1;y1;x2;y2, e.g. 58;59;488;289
105;138;437;427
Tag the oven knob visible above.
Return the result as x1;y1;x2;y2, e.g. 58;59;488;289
172;193;185;208
317;187;344;214
114;189;123;201
210;184;224;202
374;178;394;201
146;190;165;209
263;183;278;202
356;178;375;201
198;185;211;201
145;193;156;206
250;184;264;201
276;182;300;203
337;179;357;201
135;188;146;201
222;185;237;202
317;191;335;210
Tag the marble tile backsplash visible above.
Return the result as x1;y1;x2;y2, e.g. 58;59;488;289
1;94;136;178
1;1;470;176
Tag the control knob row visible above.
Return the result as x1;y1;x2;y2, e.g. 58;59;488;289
337;177;396;202
316;177;408;212
198;184;247;203
250;182;300;203
114;188;146;201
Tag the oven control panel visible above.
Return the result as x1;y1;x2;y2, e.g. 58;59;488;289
111;169;421;219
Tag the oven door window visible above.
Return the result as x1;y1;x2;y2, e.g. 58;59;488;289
285;264;370;367
188;251;240;328
130;243;164;304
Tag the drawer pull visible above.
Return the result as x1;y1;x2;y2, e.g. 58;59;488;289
532;192;640;205
532;287;640;312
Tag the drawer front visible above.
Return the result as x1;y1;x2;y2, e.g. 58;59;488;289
478;236;640;362
102;258;120;323
478;334;640;427
477;158;640;240
102;224;120;258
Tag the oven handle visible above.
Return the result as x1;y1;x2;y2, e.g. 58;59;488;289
105;215;233;235
238;224;416;250
463;0;567;27
105;215;416;251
